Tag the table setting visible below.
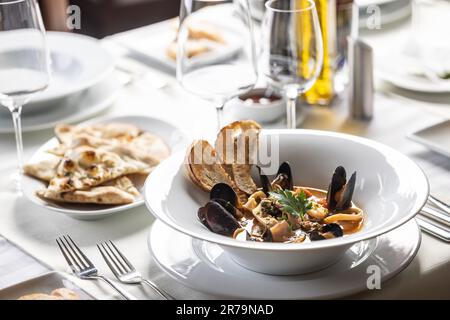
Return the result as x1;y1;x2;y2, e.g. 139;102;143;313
0;0;450;301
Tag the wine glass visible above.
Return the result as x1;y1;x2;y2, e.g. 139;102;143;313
177;0;257;130
0;0;51;191
260;0;323;129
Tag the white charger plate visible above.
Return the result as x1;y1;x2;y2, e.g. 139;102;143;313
0;76;121;134
148;219;421;299
22;115;190;220
32;32;115;104
0;271;94;300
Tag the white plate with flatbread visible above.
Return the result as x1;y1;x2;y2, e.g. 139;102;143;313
22;115;190;220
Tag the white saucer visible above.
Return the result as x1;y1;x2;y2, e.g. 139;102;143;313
148;219;421;299
0;76;121;134
23;115;190;220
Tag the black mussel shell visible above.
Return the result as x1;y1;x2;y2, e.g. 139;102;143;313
257;166;272;194
322;223;344;238
211;198;238;219
309;231;325;241
337;172;356;210
263;229;273;242
272;161;293;190
327;166;357;211
198;206;212;231
210;183;237;206
309;223;343;241
199;201;240;236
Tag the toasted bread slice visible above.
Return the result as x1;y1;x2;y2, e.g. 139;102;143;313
215;120;261;195
185;140;234;192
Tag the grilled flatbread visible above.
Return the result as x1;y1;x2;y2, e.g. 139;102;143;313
50;288;80;300
37;176;139;205
18;288;79;300
24;157;60;182
55;123;141;146
187;22;226;44
166;41;211;60
42;146;149;197
18;293;60;300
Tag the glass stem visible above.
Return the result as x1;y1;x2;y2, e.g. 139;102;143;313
285;86;299;129
216;100;226;131
286;97;296;129
10;103;24;177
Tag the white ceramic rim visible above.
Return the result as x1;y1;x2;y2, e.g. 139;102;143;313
0;76;121;134
147;219;422;299
145;129;430;251
32;31;116;103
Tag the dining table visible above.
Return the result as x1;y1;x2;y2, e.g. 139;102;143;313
0;10;450;300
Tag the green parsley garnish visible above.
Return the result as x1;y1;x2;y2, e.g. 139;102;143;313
269;190;313;221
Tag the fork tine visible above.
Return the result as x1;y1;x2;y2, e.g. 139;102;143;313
65;235;93;268
102;243;127;273
98;243;123;276
57;237;83;271
104;241;131;272
56;238;77;272
108;240;135;271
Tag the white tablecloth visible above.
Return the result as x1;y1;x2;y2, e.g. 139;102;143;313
1;13;450;299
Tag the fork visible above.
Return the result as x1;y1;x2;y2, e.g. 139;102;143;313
56;235;137;300
428;195;450;216
97;240;174;300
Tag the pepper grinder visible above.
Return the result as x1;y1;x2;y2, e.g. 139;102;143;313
348;37;374;120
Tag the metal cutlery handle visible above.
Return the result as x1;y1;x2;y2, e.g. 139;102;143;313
422;206;450;227
142;279;174;300
96;275;138;300
416;216;450;242
429;195;450;215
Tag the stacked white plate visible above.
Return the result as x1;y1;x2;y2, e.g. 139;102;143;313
144;130;427;299
0;32;120;133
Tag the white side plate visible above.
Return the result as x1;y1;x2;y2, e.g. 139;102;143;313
22;115;190;220
33;32;115;103
0;76;121;134
0;271;94;300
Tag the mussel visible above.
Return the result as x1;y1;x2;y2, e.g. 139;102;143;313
259;161;293;193
326;166;357;211
309;223;344;241
198;183;242;236
198;201;240;236
210;183;237;206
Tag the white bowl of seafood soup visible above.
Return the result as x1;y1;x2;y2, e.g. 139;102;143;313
144;130;429;275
